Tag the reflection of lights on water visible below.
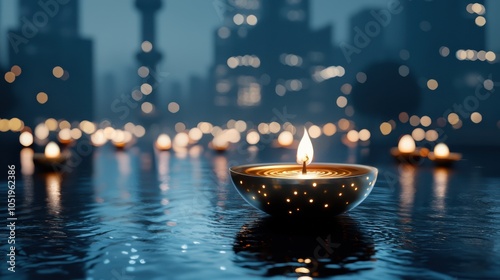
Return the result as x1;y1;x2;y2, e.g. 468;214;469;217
116;151;131;176
399;164;416;218
189;145;203;158
20;148;34;176
46;173;62;215
214;156;228;183
433;168;449;212
156;149;170;180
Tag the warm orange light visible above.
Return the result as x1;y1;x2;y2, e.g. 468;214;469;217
434;143;450;158
296;128;313;165
45;142;60;158
398;134;416;154
156;134;172;150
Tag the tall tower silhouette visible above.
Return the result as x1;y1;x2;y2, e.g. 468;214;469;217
135;0;163;122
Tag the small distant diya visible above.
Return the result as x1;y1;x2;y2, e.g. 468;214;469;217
230;129;378;217
428;143;461;166
111;130;133;150
33;141;70;170
390;134;427;162
155;134;172;151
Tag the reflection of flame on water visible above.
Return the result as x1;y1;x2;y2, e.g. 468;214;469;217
233;216;375;278
398;164;416;221
432;167;449;212
116;151;131;176
20;148;34;176
20;148;34;205
46;173;62;215
213;155;228;183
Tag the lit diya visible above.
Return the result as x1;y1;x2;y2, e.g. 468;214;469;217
33;141;70;170
428;143;461;166
230;128;378;216
390;134;427;162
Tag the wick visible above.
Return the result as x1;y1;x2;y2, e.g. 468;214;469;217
302;155;309;174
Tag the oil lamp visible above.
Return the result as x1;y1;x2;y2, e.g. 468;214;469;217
428;143;461;166
33;141;70;169
230;128;378;216
155;134;172;151
390;134;426;162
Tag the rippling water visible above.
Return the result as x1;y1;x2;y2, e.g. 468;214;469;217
1;143;499;279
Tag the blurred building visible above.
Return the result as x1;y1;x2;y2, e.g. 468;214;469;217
8;0;93;126
135;0;163;123
209;0;343;121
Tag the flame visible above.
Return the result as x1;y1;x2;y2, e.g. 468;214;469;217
296;128;313;165
398;134;415;153
434;143;450;158
156;134;172;150
45;142;60;158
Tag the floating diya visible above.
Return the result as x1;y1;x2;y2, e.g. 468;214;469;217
390;134;427;162
428;143;462;166
155;133;172;151
33;141;70;170
229;128;378;217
